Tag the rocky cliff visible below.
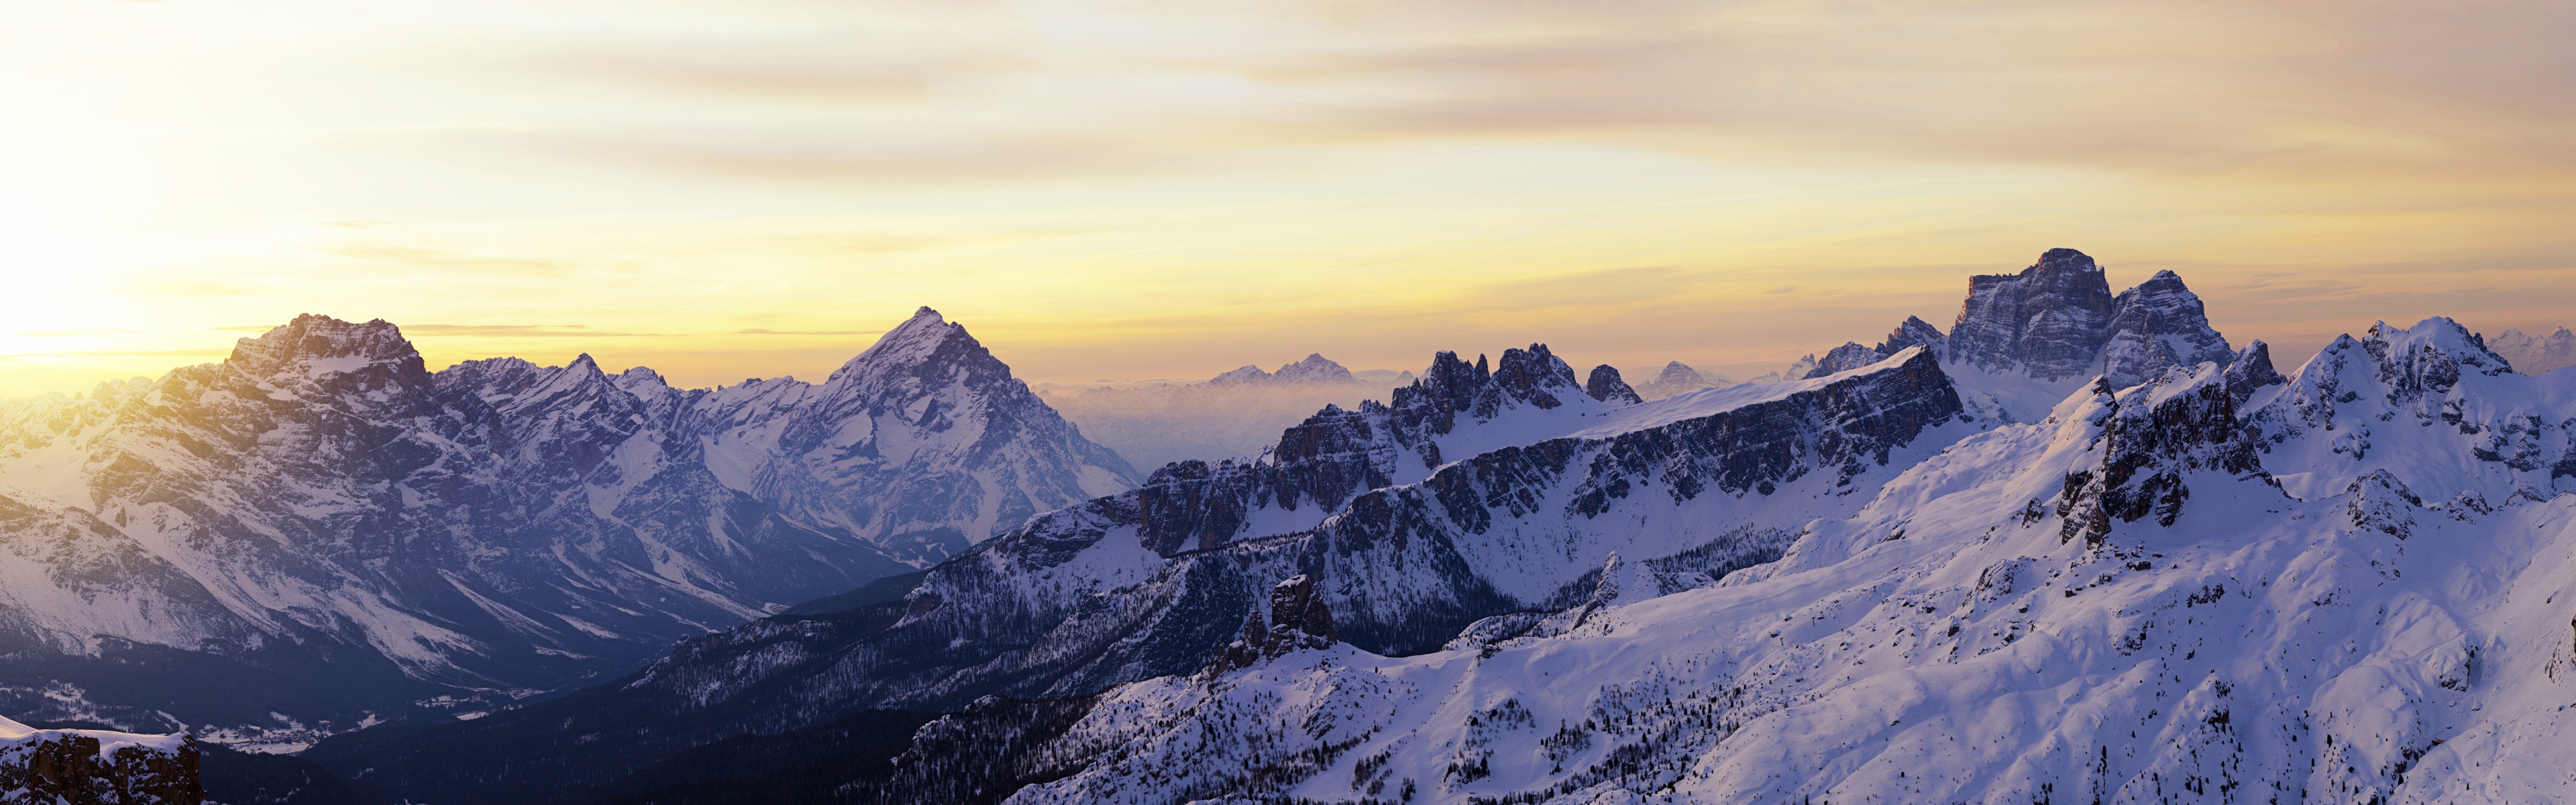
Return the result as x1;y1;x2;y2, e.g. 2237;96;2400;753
0;716;199;805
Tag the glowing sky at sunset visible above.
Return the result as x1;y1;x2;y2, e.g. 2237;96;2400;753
5;1;2575;397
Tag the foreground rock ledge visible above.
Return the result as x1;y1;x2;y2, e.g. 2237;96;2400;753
0;716;201;805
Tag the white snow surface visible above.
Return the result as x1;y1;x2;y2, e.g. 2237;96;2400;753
0;714;189;759
995;318;2576;805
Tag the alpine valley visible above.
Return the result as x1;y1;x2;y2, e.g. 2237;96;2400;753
15;248;2576;805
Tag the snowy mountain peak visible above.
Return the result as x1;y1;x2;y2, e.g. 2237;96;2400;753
1634;361;1725;400
1875;315;1946;359
1269;353;1354;384
829;307;965;381
1805;341;1885;378
224;313;427;382
1947;248;2117;381
1583;364;1642;405
2100;268;2233;388
1395;351;1491;421
2363;317;2514;389
2488;325;2576;374
1204;353;1359;386
1479;343;1583;413
2223;339;2285;402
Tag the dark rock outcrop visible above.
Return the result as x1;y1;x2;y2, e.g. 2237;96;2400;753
1948;248;2118;381
2224;340;2285;404
1209;574;1340;674
2056;367;2266;547
1876;316;1947;360
1806;342;1888;378
0;721;201;805
1585;365;1643;405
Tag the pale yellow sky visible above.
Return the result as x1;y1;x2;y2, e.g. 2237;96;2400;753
5;0;2574;396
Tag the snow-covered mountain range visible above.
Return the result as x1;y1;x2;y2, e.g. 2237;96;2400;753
0;307;1134;743
314;248;2438;804
991;315;2576;805
2488;327;2576;376
20;245;2560;804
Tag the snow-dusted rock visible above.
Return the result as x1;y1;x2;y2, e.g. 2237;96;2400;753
2101;270;2237;389
1948;247;2119;382
1582;365;1643;406
0;716;198;805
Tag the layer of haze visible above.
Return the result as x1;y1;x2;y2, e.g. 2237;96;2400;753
5;0;2575;397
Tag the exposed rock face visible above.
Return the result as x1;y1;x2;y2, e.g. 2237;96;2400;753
2489;326;2576;375
0;307;1134;735
1941;250;2236;391
1583;365;1642;405
0;717;199;805
1633;362;1725;400
1876;315;1947;360
1947;248;2118;381
1208;574;1339;674
1805;342;1887;378
2100;270;2237;388
2053;366;2265;547
2224;339;2285;403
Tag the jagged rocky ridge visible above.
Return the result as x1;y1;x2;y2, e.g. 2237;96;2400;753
307;345;1975;803
1764;249;2239;425
0;307;1134;739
